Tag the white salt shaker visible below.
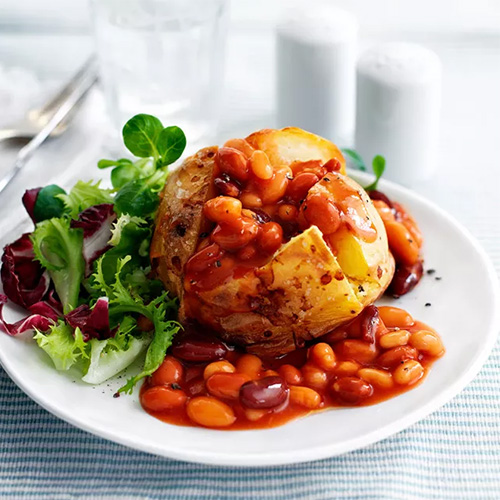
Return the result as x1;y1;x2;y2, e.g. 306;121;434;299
276;5;358;145
355;43;442;185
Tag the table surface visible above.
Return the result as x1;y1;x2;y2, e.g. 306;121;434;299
0;29;499;500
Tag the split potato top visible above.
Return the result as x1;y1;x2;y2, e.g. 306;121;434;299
151;127;394;356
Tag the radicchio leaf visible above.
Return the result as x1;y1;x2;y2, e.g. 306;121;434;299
22;188;41;223
1;233;50;308
28;298;62;322
71;204;116;276
0;294;55;336
64;297;110;341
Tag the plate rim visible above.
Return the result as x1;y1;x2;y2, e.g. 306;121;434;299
0;171;499;467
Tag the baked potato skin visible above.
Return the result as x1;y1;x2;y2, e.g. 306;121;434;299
151;146;218;298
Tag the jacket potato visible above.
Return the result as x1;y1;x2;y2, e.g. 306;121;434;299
151;128;394;356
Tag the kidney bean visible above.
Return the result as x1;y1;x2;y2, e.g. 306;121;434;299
141;386;188;412
217;147;250;182
376;346;419;369
240;376;289;409
186;397;236;428
214;176;241;197
172;336;227;362
151;356;184;386
389;260;424;297
303;193;341;235
287;172;320;203
369;189;394;208
359;305;381;343
185;376;206;397
331;376;373;404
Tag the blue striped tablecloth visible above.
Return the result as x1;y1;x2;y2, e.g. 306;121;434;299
1;338;499;499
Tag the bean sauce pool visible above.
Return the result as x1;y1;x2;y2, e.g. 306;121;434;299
140;306;444;430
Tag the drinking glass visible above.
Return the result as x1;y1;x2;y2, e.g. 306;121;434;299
90;0;229;152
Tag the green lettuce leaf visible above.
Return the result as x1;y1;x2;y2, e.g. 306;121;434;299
31;217;85;312
34;321;87;371
57;180;113;219
81;316;151;385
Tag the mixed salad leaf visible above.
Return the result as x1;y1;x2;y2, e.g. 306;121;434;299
0;114;186;393
342;149;386;191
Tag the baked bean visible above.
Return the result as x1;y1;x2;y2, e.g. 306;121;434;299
309;343;336;371
244;408;267;421
236;354;263;379
151;356;184;386
263;369;279;377
223;138;255;158
279;364;304;385
358;368;394;389
237;244;258;261
303;193;341;235
258;222;283;254
373;200;396;224
378;306;414;328
203;361;236;380
290;160;324;177
323;158;342;172
204;196;242;224
393;202;424;248
260;168;290;204
240;376;289;409
377;346;419;369
289;386;322;409
141;386;188;412
172;336;227;362
287;172;320;203
217;147;250;182
185;243;224;274
302;364;328;390
336;339;379;364
278;204;299;222
206;372;251;399
334;360;360;376
393;360;424;385
332;377;373;404
211;217;259;250
379;330;410;349
385;221;420;266
409;330;445;357
186;397;236;428
239;191;263;209
249;150;274;180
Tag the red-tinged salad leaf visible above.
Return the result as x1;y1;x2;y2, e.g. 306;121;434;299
65;297;110;341
71;204;116;276
22;188;41;223
1;233;50;308
0;294;55;336
31;218;85;313
28;299;62;322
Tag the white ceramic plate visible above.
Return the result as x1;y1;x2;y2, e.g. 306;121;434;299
0;171;498;467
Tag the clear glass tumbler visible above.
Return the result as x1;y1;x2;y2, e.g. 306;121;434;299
90;0;228;152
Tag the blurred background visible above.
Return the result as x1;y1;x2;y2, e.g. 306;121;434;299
0;0;499;223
